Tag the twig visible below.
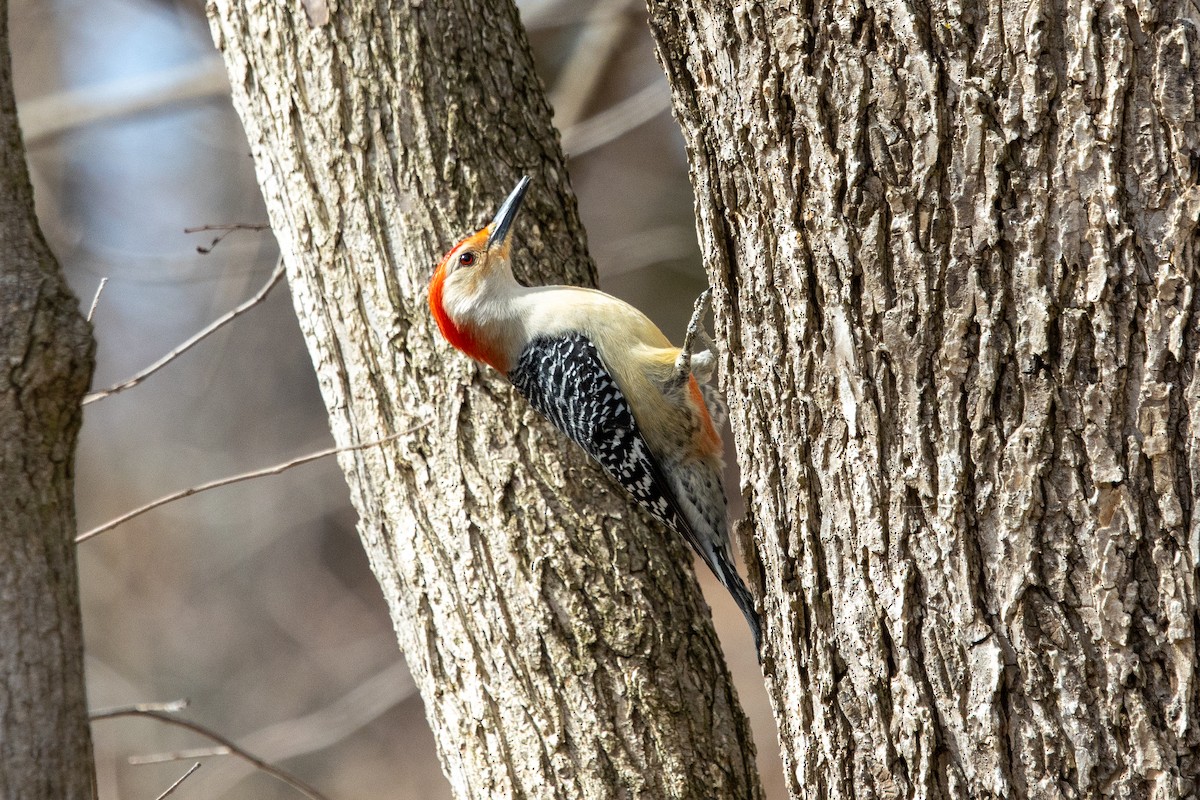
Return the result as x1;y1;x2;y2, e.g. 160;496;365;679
183;223;271;233
561;81;672;156
90;705;332;800
131;746;231;765
547;0;633;130
522;0;626;30
153;762;202;800
222;661;413;761
76;423;428;544
183;222;271;255
87;277;109;323
83;258;285;405
92;700;190;715
138;660;416;797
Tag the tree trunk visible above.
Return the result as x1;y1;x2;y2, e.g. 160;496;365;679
0;0;97;795
649;1;1200;798
205;3;762;798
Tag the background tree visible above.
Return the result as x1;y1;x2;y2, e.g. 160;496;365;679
202;1;762;798
44;0;1198;797
0;0;96;794
648;0;1200;797
16;0;779;796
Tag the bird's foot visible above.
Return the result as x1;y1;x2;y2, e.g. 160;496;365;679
672;289;716;386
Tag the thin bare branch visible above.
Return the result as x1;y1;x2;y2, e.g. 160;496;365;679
143;661;417;797
547;0;633;130
522;0;626;30
561;81;672;156
90;707;331;800
87;277;109;323
131;747;231;765
183;223;271;234
91;700;191;716
76;422;429;544
228;662;414;763
153;762;202;800
83;258;285;405
183;222;271;254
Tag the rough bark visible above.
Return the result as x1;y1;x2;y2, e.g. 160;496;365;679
205;2;761;798
0;0;97;795
649;1;1200;798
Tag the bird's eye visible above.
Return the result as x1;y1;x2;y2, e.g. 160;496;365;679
458;251;477;267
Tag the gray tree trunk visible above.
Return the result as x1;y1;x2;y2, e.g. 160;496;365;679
0;0;97;795
206;2;762;798
649;1;1200;798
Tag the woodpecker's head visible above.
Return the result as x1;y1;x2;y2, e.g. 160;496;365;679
429;176;530;371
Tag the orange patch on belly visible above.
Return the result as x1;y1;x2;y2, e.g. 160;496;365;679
688;376;722;455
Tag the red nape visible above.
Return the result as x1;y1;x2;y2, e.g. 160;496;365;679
427;253;508;373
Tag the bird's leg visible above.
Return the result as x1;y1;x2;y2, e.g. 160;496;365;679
671;289;715;387
690;331;718;383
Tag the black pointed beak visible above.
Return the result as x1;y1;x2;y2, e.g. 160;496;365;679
486;176;531;252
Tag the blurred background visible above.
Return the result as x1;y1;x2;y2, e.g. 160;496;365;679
13;0;784;796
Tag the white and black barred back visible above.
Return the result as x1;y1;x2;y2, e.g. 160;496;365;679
509;333;763;651
509;334;689;537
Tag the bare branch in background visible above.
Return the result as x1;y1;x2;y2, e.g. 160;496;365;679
604;225;699;278
19;58;230;147
86;277;108;323
90;704;332;800
152;762;202;800
184;222;271;254
522;1;626;30
547;0;633;130
92;700;191;716
131;747;231;765
561;81;671;157
152;661;418;798
82;257;285;405
75;423;429;544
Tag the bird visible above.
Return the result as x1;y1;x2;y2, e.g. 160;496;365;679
428;175;762;654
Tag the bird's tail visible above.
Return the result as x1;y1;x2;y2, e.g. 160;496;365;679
710;546;763;658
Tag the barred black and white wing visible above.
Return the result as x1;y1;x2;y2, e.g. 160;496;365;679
508;333;691;539
508;333;762;652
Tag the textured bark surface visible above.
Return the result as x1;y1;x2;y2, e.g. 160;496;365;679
649;1;1200;798
206;2;761;798
0;0;97;795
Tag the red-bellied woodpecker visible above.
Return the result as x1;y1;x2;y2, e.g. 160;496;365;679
428;176;762;654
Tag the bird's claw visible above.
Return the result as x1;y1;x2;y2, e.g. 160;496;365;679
672;289;715;387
